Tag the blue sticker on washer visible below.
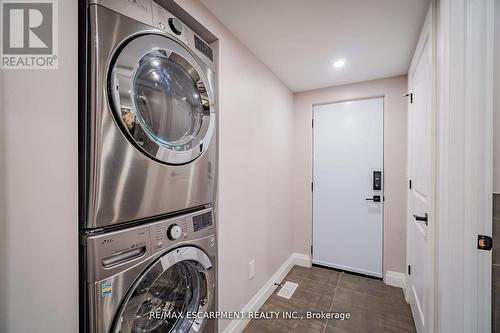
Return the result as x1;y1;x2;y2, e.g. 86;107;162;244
101;280;112;297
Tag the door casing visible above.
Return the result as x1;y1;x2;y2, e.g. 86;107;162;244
436;0;494;331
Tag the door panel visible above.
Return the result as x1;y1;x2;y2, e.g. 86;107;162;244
407;6;434;332
313;98;384;277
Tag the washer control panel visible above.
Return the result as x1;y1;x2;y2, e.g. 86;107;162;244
86;208;215;282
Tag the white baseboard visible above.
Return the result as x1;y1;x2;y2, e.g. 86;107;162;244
222;252;311;333
291;252;312;268
384;270;406;290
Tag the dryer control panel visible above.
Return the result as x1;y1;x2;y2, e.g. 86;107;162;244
149;208;215;254
152;2;215;68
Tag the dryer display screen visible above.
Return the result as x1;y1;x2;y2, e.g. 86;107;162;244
194;35;213;61
193;212;213;232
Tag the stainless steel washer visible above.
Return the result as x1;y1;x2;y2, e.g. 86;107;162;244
80;0;217;229
83;208;217;333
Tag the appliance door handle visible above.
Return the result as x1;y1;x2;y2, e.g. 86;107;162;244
413;213;428;226
102;246;146;268
365;195;381;202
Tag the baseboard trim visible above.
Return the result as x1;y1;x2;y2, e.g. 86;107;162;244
221;253;311;333
384;270;406;290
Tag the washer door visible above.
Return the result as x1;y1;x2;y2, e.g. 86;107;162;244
113;246;214;333
110;34;215;165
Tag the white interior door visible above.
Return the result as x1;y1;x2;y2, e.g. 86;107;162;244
313;97;384;278
406;6;434;333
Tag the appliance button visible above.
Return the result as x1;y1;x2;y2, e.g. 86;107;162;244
168;17;183;35
158;21;165;30
167;224;182;240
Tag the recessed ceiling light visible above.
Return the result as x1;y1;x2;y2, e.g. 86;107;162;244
333;59;346;68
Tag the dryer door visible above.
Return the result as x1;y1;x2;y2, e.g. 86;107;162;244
110;34;215;165
112;246;214;333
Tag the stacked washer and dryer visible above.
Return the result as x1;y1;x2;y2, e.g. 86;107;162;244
79;1;217;332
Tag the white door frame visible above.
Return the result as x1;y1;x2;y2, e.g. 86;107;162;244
436;0;494;332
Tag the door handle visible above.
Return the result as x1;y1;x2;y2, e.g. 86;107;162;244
413;213;428;226
365;195;381;202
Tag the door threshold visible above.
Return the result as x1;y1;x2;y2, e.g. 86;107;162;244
312;263;382;280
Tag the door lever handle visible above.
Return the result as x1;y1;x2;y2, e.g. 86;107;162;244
413;213;428;226
365;195;381;202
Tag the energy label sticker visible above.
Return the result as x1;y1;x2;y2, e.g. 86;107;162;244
101;281;112;297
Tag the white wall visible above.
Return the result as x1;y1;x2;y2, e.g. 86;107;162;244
0;1;79;332
494;0;500;193
173;2;295;331
292;76;408;275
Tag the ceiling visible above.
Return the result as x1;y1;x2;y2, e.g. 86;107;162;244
200;0;430;92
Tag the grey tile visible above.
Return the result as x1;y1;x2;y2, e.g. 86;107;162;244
493;194;500;218
287;265;341;285
243;302;326;333
243;265;416;333
493;265;500;332
267;286;334;313
325;305;416;333
334;286;412;319
493;218;500;265
339;273;406;303
283;271;338;296
493;310;500;333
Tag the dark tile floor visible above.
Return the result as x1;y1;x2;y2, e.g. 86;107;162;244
243;265;416;333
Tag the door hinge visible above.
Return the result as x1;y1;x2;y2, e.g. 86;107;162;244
477;235;493;251
404;93;414;104
409;179;412;189
311;182;313;192
310;245;313;255
312;119;314;128
408;265;411;275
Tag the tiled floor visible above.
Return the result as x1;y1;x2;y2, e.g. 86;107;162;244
243;265;416;333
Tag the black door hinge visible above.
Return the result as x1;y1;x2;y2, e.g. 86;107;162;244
310;245;313;255
311;182;313;192
477;235;493;251
408;265;411;275
404;93;414;104
409;179;412;189
312;119;314;128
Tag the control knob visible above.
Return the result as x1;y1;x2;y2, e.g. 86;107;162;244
167;224;182;240
168;17;183;35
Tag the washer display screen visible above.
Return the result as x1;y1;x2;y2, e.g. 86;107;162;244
193;212;213;232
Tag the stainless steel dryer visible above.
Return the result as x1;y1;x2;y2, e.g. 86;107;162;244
80;0;217;229
84;208;217;333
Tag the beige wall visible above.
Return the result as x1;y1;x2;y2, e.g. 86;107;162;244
292;75;408;274
0;1;79;332
175;1;295;331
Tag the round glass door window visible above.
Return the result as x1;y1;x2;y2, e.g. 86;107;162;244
133;56;203;150
113;260;209;333
110;34;215;165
